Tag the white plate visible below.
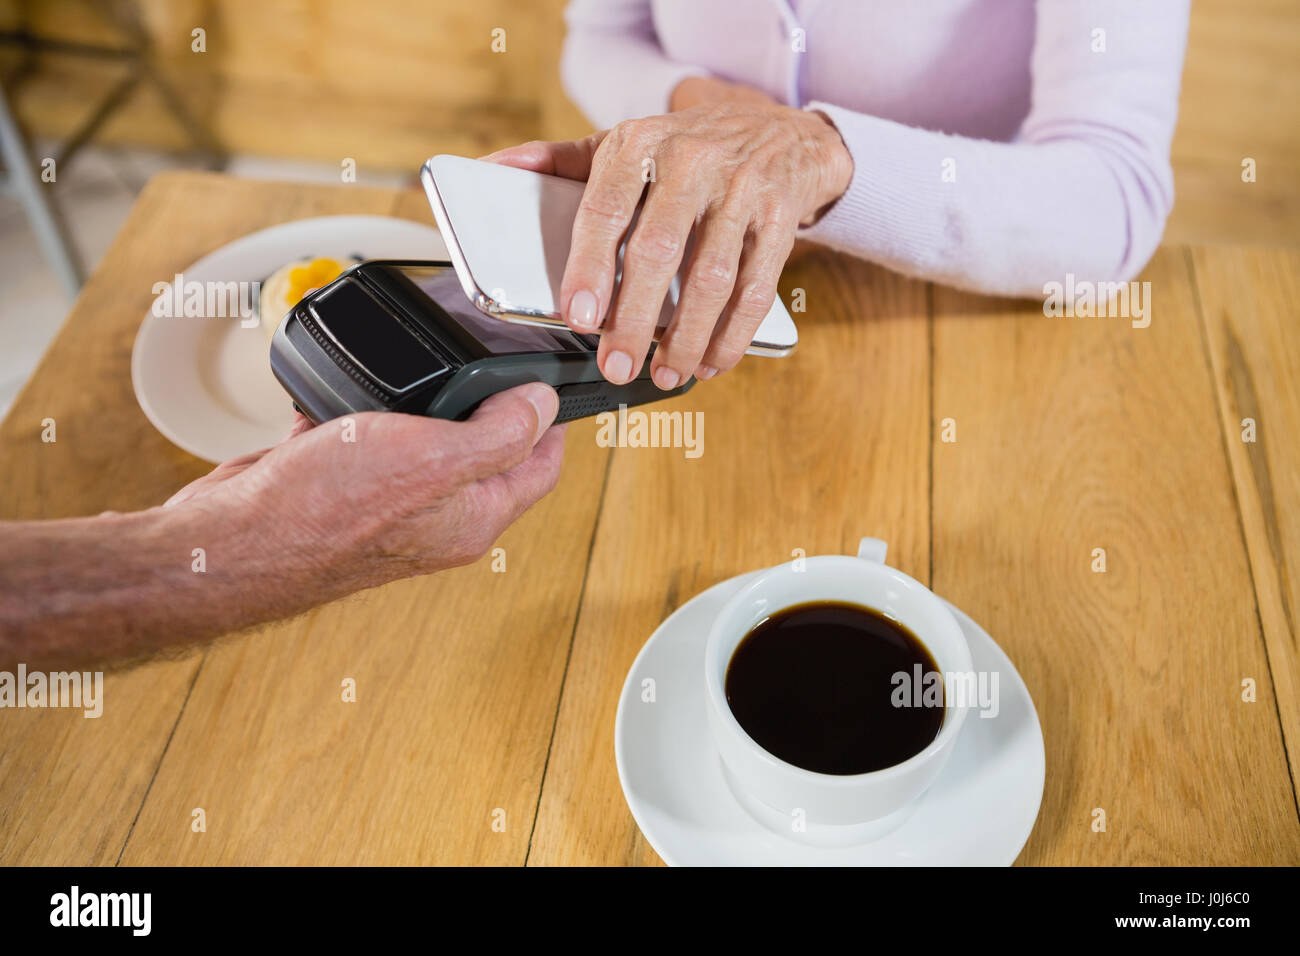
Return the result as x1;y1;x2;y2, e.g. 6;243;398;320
131;215;446;463
615;572;1046;865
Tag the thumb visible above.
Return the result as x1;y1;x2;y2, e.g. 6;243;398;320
444;382;560;484
479;133;606;182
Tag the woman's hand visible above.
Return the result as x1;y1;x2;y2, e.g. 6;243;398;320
483;100;852;389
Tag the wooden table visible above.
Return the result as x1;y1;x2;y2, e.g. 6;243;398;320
1;172;1297;865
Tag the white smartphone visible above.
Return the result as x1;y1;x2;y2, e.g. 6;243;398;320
420;154;797;356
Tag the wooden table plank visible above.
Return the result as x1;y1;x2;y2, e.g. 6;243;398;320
931;246;1300;864
5;170;1297;866
116;188;608;865
525;253;932;865
1191;245;1300;790
0;172;399;865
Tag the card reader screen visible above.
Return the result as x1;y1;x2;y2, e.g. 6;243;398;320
399;265;594;355
309;279;444;394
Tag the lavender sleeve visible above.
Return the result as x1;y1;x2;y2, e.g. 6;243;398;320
800;1;1191;296
560;0;708;125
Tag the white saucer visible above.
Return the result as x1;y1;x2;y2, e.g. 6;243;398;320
131;215;446;463
614;572;1046;865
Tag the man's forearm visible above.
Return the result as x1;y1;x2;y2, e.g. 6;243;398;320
0;502;336;669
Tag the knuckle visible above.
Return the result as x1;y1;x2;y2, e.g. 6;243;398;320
708;198;750;233
609;119;650;155
687;253;737;299
494;406;537;459
627;222;684;266
733;279;777;318
659;317;714;363
577;190;632;228
749;193;797;233
751;208;792;238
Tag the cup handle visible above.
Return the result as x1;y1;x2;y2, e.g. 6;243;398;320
856;537;888;564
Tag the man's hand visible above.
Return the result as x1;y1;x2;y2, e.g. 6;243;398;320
0;383;565;668
168;383;564;589
482;100;852;390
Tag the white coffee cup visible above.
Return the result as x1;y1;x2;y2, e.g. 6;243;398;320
704;538;972;846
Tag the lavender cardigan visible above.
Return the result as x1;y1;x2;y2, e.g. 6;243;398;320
559;0;1190;296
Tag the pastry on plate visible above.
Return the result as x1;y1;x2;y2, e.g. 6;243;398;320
258;256;350;339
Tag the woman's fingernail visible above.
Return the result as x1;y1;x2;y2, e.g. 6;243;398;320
604;350;633;384
567;289;600;330
653;366;681;390
696;365;718;380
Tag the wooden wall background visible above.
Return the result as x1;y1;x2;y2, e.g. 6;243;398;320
1;0;1296;246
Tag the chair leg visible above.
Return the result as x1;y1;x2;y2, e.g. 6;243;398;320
0;83;84;300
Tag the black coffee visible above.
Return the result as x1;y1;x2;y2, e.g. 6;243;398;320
724;601;943;775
